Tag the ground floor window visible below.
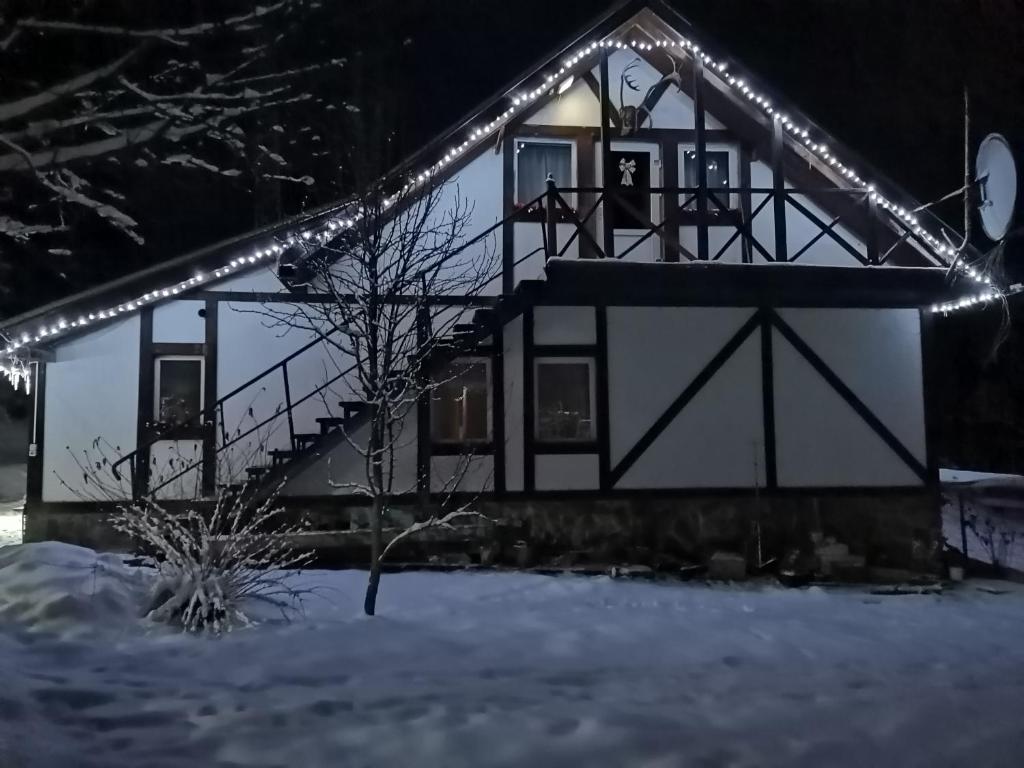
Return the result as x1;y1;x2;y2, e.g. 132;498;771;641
154;356;204;426
534;358;595;442
431;358;491;444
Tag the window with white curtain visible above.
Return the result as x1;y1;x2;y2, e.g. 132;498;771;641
515;141;573;205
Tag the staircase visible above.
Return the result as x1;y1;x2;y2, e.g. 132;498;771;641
111;303;500;501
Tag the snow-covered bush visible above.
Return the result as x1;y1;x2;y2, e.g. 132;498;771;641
111;484;313;633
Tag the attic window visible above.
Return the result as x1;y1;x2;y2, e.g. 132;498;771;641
683;148;735;211
516;140;574;206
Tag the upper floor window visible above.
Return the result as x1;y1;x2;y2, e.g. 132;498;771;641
431;358;491;444
535;358;595;442
515;140;574;207
155;356;204;426
682;147;736;211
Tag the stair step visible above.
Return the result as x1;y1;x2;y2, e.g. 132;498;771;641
245;466;270;478
317;416;346;435
293;432;319;447
269;449;298;465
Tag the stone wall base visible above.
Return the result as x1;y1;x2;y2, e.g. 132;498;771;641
24;490;940;575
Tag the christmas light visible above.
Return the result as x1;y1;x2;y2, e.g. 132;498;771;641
0;27;998;370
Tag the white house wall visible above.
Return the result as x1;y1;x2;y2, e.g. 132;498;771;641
525;79;600;126
615;333;766;489
606;306;756;466
153;300;205;343
535;454;600;490
43;316;140;502
772;325;923;488
215;267;287;294
534;306;596;345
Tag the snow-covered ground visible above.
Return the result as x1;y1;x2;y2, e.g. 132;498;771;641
2;542;1024;768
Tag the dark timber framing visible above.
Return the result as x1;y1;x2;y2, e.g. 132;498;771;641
491;316;507;494
522;306;536;492
202;299;218;496
25;361;46;504
135;307;154;497
771;117;787;262
693;55;709;260
599;49;615;260
594;306;611;490
760;312;778;488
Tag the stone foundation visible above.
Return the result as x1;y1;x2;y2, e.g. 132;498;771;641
24;490;941;575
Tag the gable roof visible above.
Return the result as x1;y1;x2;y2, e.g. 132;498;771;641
0;0;990;363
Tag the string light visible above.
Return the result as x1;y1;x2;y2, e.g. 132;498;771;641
0;28;1000;366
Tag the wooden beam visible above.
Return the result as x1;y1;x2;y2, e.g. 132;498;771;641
760;314;777;488
771;117;787;262
599;49;615;260
693;55;709;261
501;132;516;294
595;306;611;490
522;306;535;492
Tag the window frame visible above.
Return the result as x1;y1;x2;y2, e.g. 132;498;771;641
153;354;205;430
430;356;493;448
679;142;739;215
533;356;597;444
514;137;578;213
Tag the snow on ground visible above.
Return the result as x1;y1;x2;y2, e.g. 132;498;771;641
2;543;1024;768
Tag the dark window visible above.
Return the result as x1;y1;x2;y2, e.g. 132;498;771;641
156;358;202;426
432;360;490;443
516;141;572;205
608;150;651;229
683;149;731;209
536;360;594;442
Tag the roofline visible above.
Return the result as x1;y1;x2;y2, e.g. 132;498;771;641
1;0;980;345
0;0;645;341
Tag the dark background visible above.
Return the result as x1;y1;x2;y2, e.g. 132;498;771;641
2;0;1022;471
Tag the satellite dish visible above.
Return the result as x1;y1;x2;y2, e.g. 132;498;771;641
976;133;1018;241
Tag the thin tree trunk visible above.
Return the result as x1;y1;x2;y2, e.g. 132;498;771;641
364;492;383;615
364;410;385;616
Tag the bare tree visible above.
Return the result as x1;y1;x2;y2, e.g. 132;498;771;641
254;178;499;615
0;0;348;312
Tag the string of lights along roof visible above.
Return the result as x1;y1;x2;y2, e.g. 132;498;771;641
3;34;997;356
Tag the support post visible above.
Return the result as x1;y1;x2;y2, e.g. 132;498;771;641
693;55;709;260
202;298;218;496
415;304;431;508
599;49;615;260
959;492;969;576
866;193;880;265
771;117;787;262
544;175;558;260
501;132;515;293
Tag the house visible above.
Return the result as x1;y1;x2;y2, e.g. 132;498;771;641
0;0;995;571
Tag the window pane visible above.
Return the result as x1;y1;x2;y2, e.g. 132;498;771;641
683;150;731;211
517;142;572;204
431;360;489;442
536;362;593;441
158;359;202;425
